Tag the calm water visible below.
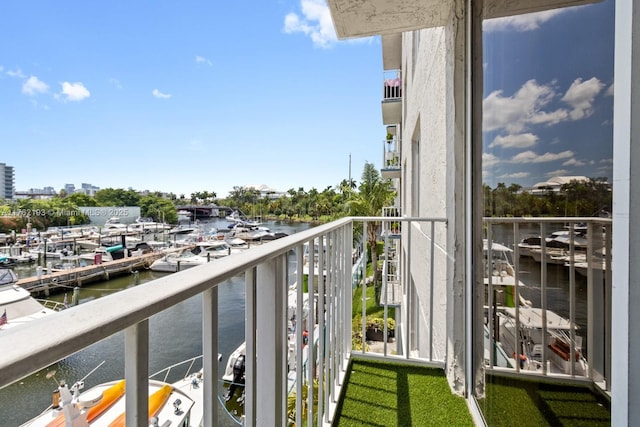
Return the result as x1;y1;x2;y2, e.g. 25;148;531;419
1;219;311;427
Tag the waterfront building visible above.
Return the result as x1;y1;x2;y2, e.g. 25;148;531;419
78;182;100;196
0;163;15;201
326;0;634;425
2;1;638;426
64;183;76;195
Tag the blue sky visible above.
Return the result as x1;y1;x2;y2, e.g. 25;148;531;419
482;0;614;189
1;0;614;198
0;0;381;198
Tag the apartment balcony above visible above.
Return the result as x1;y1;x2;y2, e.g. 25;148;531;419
381;135;401;179
382;70;402;125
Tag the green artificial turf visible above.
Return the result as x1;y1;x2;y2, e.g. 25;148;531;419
480;375;611;427
334;359;473;427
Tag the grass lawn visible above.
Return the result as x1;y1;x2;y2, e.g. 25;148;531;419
480;375;611;426
334;359;473;427
352;283;395;320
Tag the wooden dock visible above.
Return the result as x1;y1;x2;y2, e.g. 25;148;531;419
17;251;169;296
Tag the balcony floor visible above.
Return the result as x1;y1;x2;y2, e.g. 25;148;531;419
333;358;473;426
480;374;611;426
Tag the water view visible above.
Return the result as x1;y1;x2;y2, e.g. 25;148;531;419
1;219;310;427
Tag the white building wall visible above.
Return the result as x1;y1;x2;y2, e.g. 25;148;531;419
400;16;466;393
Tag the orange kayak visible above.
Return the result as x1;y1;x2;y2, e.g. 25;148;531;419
107;384;173;427
46;380;126;427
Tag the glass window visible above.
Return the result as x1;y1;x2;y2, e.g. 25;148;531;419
477;1;614;424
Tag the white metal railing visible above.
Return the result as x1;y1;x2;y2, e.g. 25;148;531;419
484;217;612;390
355;217;448;365
0;216;446;427
383;70;402;100
382;137;400;169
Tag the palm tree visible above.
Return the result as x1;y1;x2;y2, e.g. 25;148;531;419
347;162;396;290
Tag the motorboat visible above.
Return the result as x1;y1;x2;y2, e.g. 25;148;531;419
483;239;531;307
221;289;316;422
0;268;59;330
27;242;75;259
518;228;590;263
495;306;588;376
149;249;209;273
22;356;205;427
228;223;274;241
128;217;171;233
78;245;127;263
225;237;250;252
225;210;261;226
102;217;129;233
177;210;192;222
191;241;232;259
168;224;199;235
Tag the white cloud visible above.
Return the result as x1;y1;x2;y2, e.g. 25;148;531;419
283;0;338;48
483;79;568;133
22;76;49;96
489;132;538;149
498;172;530;179
546;169;570;177
483;9;567;32
606;83;614;96
60;81;90;101
109;78;123;89
561;77;605;120
483;152;500;167
195;55;213;66
562;158;585;167
511;150;574;164
6;68;26;78
152;89;172;99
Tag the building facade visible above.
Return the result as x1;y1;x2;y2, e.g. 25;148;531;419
0;163;15;201
329;0;636;425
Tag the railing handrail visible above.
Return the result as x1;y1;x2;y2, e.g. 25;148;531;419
484;216;612;225
0;216;449;390
0;217;352;388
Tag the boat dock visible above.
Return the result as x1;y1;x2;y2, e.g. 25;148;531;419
16;251;175;297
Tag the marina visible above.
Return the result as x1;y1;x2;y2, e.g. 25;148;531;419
0;219;309;427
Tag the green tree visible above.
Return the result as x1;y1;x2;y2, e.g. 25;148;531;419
139;195;177;223
347;162;396;298
94;188;140;206
66;192;97;207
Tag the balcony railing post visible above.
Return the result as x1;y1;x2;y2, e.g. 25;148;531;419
429;219;435;361
318;234;328;425
306;238;316;427
513;222;521;373
406;219;412;359
540;222;548;375
361;221;368;355
296;242;305;426
124;320;149;427
245;267;257;427
569;222;577;376
202;286;219;427
255;256;287;425
487;223;495;367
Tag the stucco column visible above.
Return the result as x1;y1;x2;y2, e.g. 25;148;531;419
612;0;640;425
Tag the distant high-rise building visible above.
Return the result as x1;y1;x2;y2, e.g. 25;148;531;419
0;163;15;201
79;183;100;196
64;184;76;195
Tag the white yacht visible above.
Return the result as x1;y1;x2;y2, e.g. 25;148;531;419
23;356;205;427
149;249;208;272
0;268;58;330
